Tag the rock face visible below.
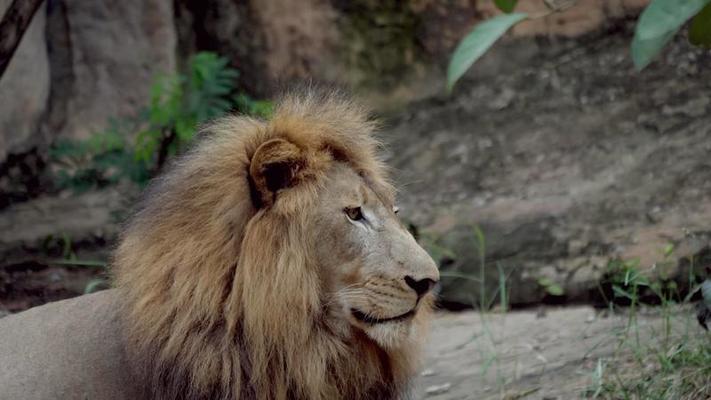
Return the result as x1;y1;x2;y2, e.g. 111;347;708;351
385;26;711;307
44;0;177;141
0;0;49;160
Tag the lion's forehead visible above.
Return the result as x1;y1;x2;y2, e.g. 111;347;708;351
322;164;395;207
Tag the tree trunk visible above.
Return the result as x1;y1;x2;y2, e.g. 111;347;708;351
0;0;44;80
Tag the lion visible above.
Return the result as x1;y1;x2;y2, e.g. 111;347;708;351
0;89;439;400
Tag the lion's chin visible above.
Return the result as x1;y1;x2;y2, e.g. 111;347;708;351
360;319;416;350
344;306;421;349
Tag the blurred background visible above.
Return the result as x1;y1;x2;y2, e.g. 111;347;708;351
2;1;711;398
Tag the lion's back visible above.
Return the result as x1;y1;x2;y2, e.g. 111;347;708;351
0;290;142;400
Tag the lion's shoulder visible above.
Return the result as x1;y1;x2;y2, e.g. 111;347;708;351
0;290;141;400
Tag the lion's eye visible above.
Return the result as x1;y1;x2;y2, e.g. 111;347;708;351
393;206;400;214
345;207;365;222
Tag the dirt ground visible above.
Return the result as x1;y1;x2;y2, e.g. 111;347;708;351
0;298;704;399
418;306;699;400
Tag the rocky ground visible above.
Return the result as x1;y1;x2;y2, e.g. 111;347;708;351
420;306;705;400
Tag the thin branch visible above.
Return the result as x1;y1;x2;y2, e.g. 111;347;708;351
530;0;579;19
0;0;44;80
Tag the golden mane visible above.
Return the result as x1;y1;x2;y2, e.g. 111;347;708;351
112;90;423;400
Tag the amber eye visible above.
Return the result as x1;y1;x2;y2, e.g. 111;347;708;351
345;207;365;222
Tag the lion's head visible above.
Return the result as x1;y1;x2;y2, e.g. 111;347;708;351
112;89;439;400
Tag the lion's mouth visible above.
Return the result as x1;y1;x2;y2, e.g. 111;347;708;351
351;308;415;324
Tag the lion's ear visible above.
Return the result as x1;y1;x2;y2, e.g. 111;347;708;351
249;138;305;207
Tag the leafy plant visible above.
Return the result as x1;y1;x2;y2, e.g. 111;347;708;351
51;52;272;191
605;258;651;305
137;52;239;169
447;0;711;90
537;276;564;296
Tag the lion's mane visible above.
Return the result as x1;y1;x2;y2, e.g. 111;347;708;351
112;90;424;400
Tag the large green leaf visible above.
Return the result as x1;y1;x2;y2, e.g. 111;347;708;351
494;0;518;13
447;13;527;91
632;0;711;70
690;3;711;47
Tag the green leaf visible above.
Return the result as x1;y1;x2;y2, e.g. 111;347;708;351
632;0;711;70
494;0;518;13
537;277;565;296
134;130;159;164
85;278;109;294
545;283;564;296
663;243;675;257
447;13;527;91
175;116;197;142
689;3;711;47
613;284;634;300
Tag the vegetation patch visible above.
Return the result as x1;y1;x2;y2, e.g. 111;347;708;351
49;52;272;191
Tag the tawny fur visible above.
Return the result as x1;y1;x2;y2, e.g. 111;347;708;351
112;90;430;400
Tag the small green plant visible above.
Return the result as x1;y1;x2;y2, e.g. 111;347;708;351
584;334;711;399
583;248;710;399
50;120;148;190
432;226;516;395
537;276;564;297
135;52;244;171
605;258;648;299
50;52;272;191
41;232;76;260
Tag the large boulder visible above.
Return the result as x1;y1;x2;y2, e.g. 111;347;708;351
385;26;711;307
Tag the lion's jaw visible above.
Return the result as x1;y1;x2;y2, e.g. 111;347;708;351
311;164;439;350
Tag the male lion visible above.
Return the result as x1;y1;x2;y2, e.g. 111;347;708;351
0;90;439;400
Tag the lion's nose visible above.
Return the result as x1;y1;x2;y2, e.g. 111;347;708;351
404;276;437;298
